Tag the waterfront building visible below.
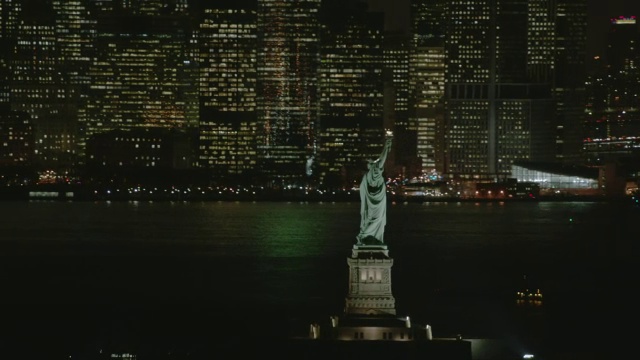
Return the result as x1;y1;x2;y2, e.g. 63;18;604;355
551;1;588;164
197;1;258;181
256;0;321;185
510;161;600;195
584;16;640;166
0;109;33;167
524;0;588;164
583;137;640;165
85;127;193;185
444;0;513;180
443;0;581;181
605;16;640;79
446;83;556;178
317;3;385;188
7;2;78;169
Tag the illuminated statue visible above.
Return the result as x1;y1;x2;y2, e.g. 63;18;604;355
305;156;314;176
356;131;393;245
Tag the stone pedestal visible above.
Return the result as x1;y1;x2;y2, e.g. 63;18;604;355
344;244;396;315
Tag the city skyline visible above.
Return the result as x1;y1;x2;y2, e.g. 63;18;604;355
1;0;639;190
0;4;636;360
351;0;640;60
7;0;640;62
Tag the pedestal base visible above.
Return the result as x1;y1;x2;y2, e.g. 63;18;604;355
345;243;396;315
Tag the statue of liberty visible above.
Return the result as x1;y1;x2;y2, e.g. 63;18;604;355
356;131;393;245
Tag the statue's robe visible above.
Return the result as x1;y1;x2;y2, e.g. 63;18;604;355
356;160;386;245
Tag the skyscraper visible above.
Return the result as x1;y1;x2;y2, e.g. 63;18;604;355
0;0;20;107
411;0;445;48
444;0;505;179
197;1;258;180
256;0;321;185
552;0;588;164
384;30;415;176
443;0;576;180
8;1;77;169
0;109;33;168
584;16;640;165
52;0;96;167
409;47;444;174
410;0;446;174
318;3;385;187
83;6;198;163
606;16;640;76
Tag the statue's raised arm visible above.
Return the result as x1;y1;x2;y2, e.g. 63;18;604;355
377;133;392;169
356;131;393;245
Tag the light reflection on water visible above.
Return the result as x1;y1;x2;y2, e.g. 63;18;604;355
0;200;635;354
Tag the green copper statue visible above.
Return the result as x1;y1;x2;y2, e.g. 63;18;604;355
356;131;393;245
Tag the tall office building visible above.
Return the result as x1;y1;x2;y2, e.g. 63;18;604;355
444;0;557;180
318;3;385;187
584;16;640;165
197;1;258;180
256;0;321;185
411;0;445;48
444;0;501;179
51;0;96;167
8;2;79;169
606;16;640;76
602;15;640;132
0;109;33;168
53;1;96;69
552;0;587;164
527;0;555;82
586;16;640;141
0;0;21;107
83;7;198;163
383;31;414;175
409;47;445;174
410;0;445;174
520;0;588;165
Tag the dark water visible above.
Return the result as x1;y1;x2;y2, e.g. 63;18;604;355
0;200;635;358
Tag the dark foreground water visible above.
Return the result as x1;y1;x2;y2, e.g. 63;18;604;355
0;200;636;359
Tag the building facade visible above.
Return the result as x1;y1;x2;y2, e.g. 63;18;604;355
584;16;640;166
0;109;33;167
197;2;258;181
317;4;385;188
83;7;198;165
8;1;78;169
256;0;321;185
443;0;585;180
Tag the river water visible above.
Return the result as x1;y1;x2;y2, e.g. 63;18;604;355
0;200;635;358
